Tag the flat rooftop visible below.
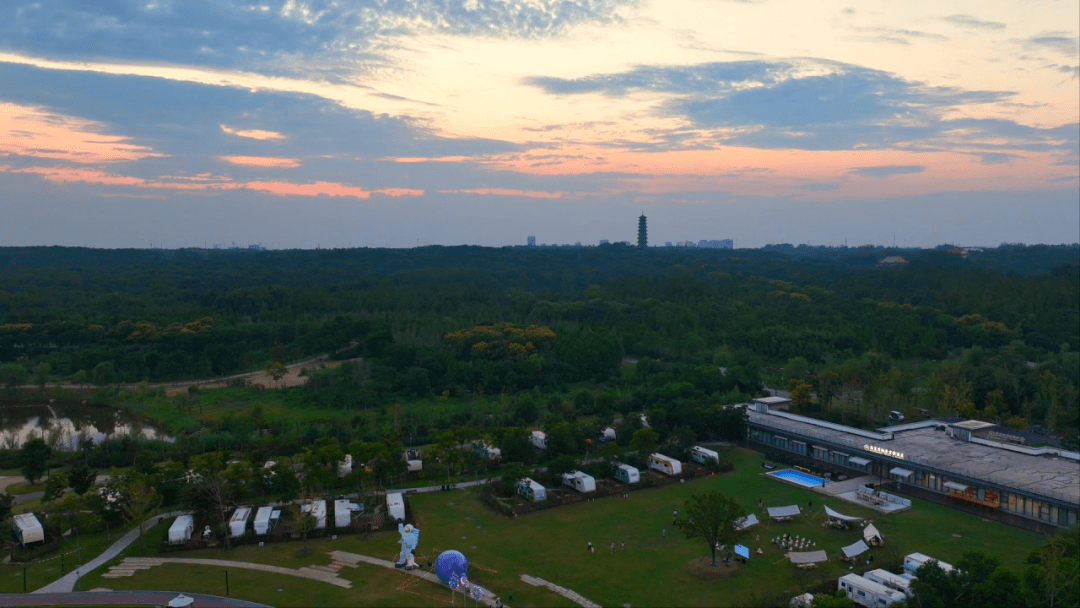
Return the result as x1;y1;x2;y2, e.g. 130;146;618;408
749;411;1080;505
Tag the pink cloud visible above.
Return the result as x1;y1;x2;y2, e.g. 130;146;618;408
0;102;161;164
219;155;302;168
219;125;286;141
439;188;564;199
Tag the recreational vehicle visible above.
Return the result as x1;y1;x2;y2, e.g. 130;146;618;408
404;448;423;472
386;492;406;522
562;471;596;493
863;569;913;597
301;500;327;529
530;431;547;450
600;427;616;442
517;478;546;503
13;513;44;546
229;507;252;538
614;463;640;484
168;515;195;545
690;446;720;465
253;506;281;535
838;574;906;608
903;552;954;576
334;499;360;528
473;441;502;460
337;454;353;478
648;453;683;476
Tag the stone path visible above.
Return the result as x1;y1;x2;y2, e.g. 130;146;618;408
100;556;354;589
521;574;601;608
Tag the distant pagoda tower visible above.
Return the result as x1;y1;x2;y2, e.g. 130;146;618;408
637;214;648;248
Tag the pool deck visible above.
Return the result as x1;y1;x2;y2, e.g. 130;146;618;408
767;472;911;515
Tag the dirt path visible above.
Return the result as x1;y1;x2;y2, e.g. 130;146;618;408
21;357;361;397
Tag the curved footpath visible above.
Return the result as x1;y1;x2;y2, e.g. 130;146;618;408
2;590;269;607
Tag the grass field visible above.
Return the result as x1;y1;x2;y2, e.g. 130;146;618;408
32;446;1051;606
0;522;137;594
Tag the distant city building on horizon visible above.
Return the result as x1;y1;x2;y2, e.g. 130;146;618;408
527;236;536;246
670;239;733;249
599;239;609;245
638;214;648;248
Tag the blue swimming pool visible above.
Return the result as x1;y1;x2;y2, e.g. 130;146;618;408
769;469;830;488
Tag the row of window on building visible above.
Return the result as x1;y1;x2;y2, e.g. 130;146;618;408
749;427;1077;527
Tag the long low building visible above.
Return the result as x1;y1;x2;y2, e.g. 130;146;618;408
746;403;1079;531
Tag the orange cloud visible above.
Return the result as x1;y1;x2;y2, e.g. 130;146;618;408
241;180;373;198
375;188;425;197
0;102;162;164
219;155;302;168
220;125;286;141
439;188;564;199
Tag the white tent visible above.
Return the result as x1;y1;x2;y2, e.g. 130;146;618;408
735;513;759;530
841;540;871;560
768;505;801;520
863;523;884;546
788;550;829;564
824;505;863;522
168;594;195;607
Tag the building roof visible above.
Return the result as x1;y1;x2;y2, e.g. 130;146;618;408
749;410;1080;505
950;420;996;431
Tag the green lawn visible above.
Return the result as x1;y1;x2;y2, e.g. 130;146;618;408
0;522;136;594
33;446;1050;607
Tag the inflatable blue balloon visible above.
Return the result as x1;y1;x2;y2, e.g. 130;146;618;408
434;550;469;585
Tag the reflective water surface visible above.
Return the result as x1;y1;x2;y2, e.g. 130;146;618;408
0;403;174;450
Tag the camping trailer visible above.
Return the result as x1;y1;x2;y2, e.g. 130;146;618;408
517;478;546;503
229;507;252;538
903;552;954;576
648;453;682;476
404;448;423;472
301;500;327;529
863;569;913;597
254;506;281;535
337;454;353;478
13;513;45;546
334;499;362;528
562;471;596;493
386;492;406;522
473;441;502;460
690;446;720;465
600;427;616;442
530;431;547;450
614;463;640;484
168;515;195;545
838;574;906;608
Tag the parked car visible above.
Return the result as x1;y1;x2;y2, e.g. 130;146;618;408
888;411;905;422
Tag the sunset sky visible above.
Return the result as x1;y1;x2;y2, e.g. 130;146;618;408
1;0;1077;248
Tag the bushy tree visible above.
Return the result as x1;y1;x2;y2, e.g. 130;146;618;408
19;438;51;484
675;490;745;567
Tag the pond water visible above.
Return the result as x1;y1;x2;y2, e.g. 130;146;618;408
0;403;174;451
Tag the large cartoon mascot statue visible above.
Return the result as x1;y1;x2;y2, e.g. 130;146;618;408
396;523;421;569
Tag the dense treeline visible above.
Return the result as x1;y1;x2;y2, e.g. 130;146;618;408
0;243;1077;444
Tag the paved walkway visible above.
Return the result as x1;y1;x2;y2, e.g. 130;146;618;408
101;557;354;589
33;511;186;594
1;590;269;607
521;574;601;608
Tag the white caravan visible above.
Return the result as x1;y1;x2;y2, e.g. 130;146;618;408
838;574;906;608
614;463;640;484
229;507;252;538
690;446;720;465
334;499;362;528
168;515;195;545
301;500;327;529
530;431;547;450
386;492;406;522
13;513;44;546
903;552;954;576
562;471;596;493
648;453;683;476
863;569;913;597
254;506;281;535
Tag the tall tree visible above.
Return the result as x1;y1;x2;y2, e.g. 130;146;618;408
68;462;97;496
186;473;235;551
121;477;162;555
19;438;51;484
675;489;745;566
